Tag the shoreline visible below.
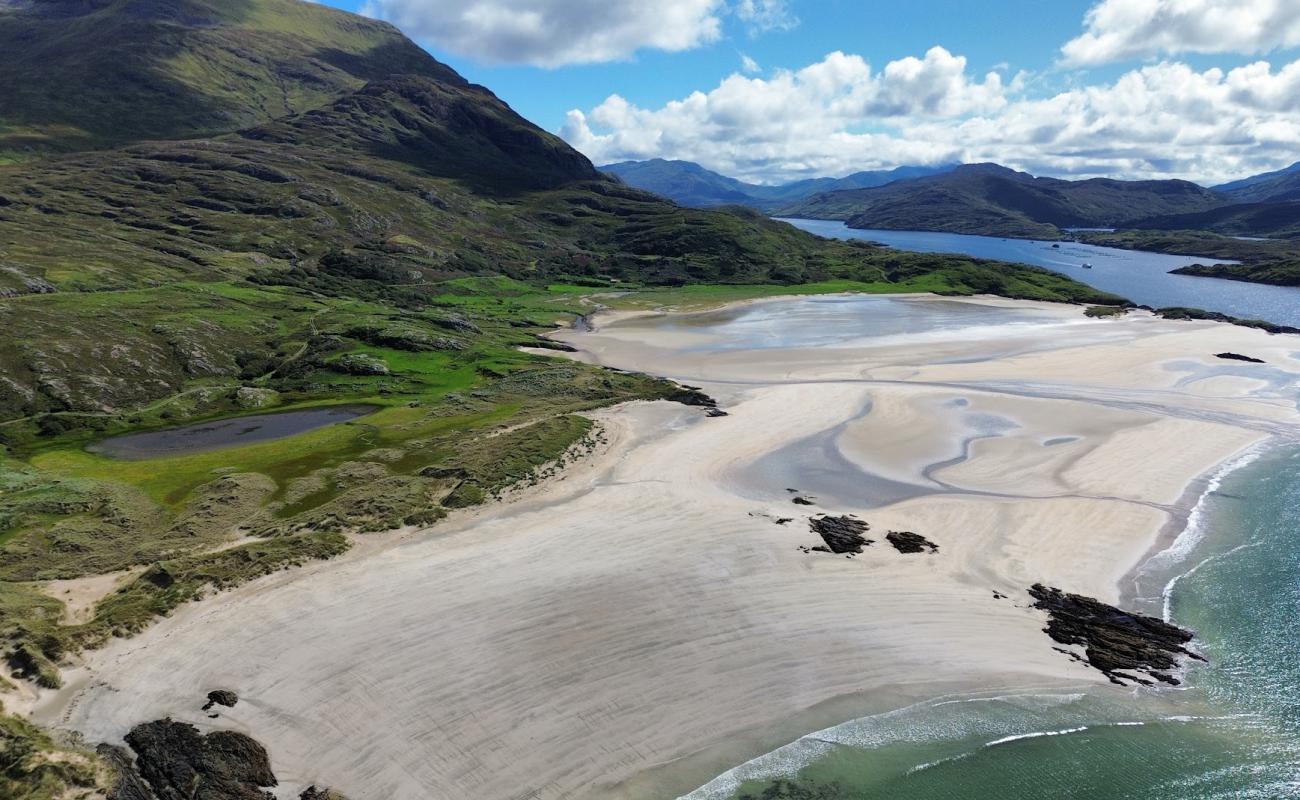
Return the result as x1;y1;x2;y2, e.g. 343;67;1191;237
27;293;1300;800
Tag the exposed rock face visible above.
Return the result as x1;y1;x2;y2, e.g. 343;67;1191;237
1215;352;1265;363
202;689;239;711
809;516;872;554
123;718;277;800
885;531;938;554
665;386;720;409
1029;584;1205;686
98;743;157;800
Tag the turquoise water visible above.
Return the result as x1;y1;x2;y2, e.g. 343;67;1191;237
779;218;1300;328
696;447;1300;799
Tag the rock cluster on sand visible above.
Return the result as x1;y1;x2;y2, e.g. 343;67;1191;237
665;385;728;416
106;718;278;800
202;689;239;711
885;531;938;554
1029;584;1205;686
101;714;351;800
809;516;872;554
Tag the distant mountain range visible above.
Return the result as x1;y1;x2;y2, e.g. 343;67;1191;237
1214;161;1300;203
777;163;1230;238
607;158;1300;242
600;159;957;211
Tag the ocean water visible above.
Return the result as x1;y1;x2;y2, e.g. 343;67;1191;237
779;218;1300;328
694;446;1300;800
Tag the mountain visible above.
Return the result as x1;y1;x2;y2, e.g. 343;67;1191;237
0;6;1114;418
779;163;1230;238
599;159;757;207
0;0;459;157
600;158;957;210
1214;161;1300;203
1127;202;1300;240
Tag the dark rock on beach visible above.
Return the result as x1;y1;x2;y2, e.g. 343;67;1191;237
122;718;278;800
1215;352;1265;363
99;743;157;800
809;516;872;554
791;496;815;505
885;531;938;554
300;787;349;800
1029;583;1205;686
202;689;239;711
666;385;720;409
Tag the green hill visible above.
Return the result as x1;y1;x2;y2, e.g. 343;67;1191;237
0;0;459;157
779;163;1230;238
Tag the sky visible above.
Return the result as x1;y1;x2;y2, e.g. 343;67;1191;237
318;0;1300;186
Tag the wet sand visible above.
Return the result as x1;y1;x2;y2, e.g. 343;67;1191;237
33;295;1300;800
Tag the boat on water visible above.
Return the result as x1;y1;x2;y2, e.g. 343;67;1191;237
1082;262;1094;269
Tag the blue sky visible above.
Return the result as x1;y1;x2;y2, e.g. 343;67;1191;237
318;0;1300;184
322;1;1093;131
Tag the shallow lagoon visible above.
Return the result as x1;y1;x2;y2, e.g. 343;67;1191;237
88;404;378;460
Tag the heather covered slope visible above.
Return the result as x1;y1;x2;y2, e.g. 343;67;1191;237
0;0;459;157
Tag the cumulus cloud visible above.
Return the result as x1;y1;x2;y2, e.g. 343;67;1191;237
735;0;798;34
739;53;761;74
562;49;1300;184
362;0;725;67
1062;0;1300;66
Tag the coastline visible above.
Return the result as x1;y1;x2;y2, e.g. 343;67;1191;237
27;294;1300;800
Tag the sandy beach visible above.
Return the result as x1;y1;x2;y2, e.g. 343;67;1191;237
32;295;1300;800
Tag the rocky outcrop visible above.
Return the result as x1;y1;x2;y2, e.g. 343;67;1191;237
300;787;349;800
665;386;719;408
885;531;938;554
122;718;277;800
1029;584;1205;686
1215;352;1265;363
99;743;157;800
809;516;872;554
202;689;239;711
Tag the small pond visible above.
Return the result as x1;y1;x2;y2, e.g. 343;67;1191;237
87;405;379;460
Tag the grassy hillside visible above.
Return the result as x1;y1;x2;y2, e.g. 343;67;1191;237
779;163;1229;238
0;0;459;158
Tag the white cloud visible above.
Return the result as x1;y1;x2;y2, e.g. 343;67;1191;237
562;49;1300;184
735;0;798;34
1062;0;1300;66
739;53;761;74
362;0;725;67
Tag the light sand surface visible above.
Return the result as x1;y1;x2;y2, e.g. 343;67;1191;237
32;295;1300;800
